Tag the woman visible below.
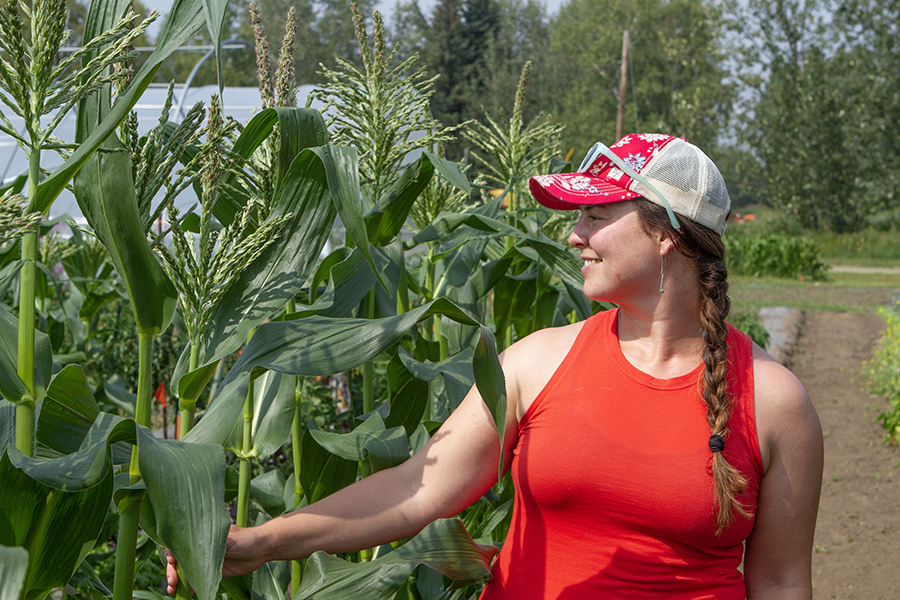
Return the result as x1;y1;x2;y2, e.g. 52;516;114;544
168;134;823;599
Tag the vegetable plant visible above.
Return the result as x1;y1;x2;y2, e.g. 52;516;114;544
0;1;591;599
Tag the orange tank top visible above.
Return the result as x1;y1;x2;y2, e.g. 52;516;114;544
480;308;763;600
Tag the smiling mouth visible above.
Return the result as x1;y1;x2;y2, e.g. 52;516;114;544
583;258;601;265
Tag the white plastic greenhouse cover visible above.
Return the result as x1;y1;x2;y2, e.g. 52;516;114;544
0;84;321;223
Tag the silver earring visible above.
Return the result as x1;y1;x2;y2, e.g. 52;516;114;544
659;254;666;294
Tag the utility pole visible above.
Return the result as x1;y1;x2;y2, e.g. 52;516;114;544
616;29;629;140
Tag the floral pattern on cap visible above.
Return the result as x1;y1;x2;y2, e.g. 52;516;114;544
625;153;648;171
636;133;672;143
533;174;601;194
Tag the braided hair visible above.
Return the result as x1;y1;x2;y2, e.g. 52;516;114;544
634;199;751;534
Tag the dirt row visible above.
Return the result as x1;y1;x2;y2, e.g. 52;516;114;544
789;310;899;599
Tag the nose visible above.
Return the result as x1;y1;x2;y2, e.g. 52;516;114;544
568;213;588;249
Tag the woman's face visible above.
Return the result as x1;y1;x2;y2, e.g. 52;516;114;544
567;201;663;304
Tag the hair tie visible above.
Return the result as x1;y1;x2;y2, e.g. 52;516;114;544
708;434;725;453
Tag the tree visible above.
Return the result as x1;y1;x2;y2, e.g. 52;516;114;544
424;0;467;128
834;0;900;225
548;0;733;161
313;0;377;71
724;0;892;231
474;0;551;123
385;0;429;64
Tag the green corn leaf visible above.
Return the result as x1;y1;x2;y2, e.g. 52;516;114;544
72;137;178;335
300;424;358;504
410;210;584;295
0;307;53;404
423;151;471;194
272;108;330;195
398;347;475;413
251;561;288;600
366;155;435;246
307;412;384;463
0;259;24;300
73;0;181;336
0;401;15;454
363;425;410;473
309;246;353;302
470;255;515;300
307;145;384;291
10;412;131;492
33;0;211;214
210;108;328;226
385;352;430;437
172;144;342;400
36;367;133;464
0;545;28;600
440;240;488;291
100;375;136;417
472;329;506;481
36;365;99;457
492;273;536;344
250;469;287;518
0;449;113;600
77;289;121;325
442;279;483;354
309;412;410;473
285;247;377;321
201;0;228;94
136;427;230;600
294;519;496;600
223;370;294;458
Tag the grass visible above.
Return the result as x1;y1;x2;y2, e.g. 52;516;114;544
731;272;900;313
726;204;900;312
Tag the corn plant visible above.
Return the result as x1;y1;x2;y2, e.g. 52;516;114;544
463;61;565;215
0;2;583;599
0;0;151;458
0;0;239;598
308;0;469;424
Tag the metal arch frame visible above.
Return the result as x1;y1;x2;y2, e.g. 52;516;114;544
173;38;255;121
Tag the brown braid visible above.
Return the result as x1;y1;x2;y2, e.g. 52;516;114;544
634;199;751;534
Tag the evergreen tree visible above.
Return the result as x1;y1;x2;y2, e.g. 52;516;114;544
424;0;467;128
459;0;501;96
477;0;551;125
314;0;378;72
386;0;429;64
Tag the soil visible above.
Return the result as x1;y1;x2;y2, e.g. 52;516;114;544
785;310;900;599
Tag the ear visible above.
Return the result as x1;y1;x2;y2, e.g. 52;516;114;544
658;234;678;257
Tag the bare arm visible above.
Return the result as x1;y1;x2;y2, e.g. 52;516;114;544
166;382;517;591
744;348;824;600
166;324;580;590
251;380;520;567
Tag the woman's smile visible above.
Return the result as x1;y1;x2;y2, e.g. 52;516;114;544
581;257;602;274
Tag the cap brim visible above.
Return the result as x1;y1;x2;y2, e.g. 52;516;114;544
529;173;642;210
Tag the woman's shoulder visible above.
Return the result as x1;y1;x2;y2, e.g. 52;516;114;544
750;342;821;472
751;343;810;412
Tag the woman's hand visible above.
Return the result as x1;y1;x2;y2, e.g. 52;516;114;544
221;524;267;577
165;525;268;594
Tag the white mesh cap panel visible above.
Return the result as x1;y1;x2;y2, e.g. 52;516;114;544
629;139;730;234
